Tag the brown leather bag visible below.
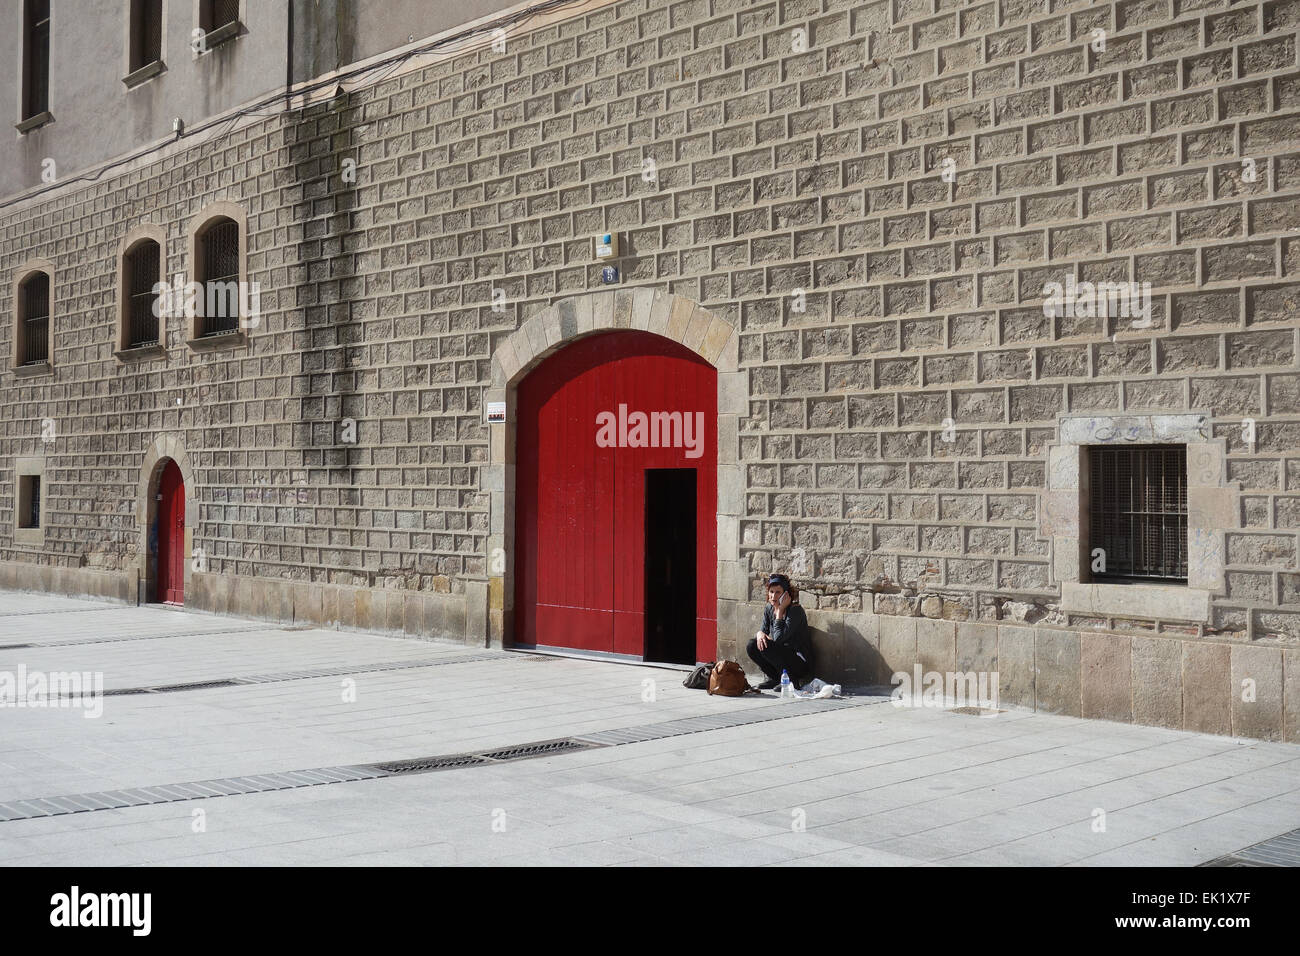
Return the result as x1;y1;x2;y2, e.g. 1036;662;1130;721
707;659;753;697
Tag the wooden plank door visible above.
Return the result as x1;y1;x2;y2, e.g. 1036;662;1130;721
515;330;717;662
156;460;185;604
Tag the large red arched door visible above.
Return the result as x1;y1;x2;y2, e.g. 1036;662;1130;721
156;461;185;605
515;330;717;664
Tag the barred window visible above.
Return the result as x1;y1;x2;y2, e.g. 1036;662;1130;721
129;0;163;72
197;217;239;336
18;271;50;365
125;240;161;348
1088;445;1188;583
23;0;50;120
199;0;239;33
18;475;41;530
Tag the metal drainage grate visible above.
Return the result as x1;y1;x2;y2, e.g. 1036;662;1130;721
15;624;272;648
0;606;127;618
1201;827;1300;867
573;695;876;747
480;739;594;762
0;695;886;823
55;653;507;700
0;766;386;823
148;680;242;693
372;738;597;775
948;706;1006;716
375;754;488;773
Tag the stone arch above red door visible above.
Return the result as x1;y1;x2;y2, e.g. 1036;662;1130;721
136;435;198;605
481;290;744;652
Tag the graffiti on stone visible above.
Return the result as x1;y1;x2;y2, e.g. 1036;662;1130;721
1060;414;1210;445
1188;446;1220;487
1188;528;1223;583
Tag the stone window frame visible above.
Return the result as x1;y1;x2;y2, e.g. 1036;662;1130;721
122;0;168;88
115;223;168;362
9;258;55;377
1041;412;1237;625
13;456;48;548
192;0;244;54
184;201;249;352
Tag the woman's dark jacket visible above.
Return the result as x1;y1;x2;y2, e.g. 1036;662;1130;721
760;602;811;664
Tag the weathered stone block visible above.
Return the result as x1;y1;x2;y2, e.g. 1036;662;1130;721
997;624;1035;709
955;621;998;678
1204;242;1277;282
878;614;918;684
1131;636;1182;729
1284;648;1300;743
840;611;882;685
1081;632;1133;723
1182;642;1232;736
1231;644;1284;741
1034;628;1081;716
916;618;956;675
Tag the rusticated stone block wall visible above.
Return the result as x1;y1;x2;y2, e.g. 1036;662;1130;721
1;0;1299;738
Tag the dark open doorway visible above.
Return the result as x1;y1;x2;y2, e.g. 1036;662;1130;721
644;468;697;664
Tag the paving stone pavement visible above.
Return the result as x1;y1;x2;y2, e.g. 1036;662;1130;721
1;591;1298;866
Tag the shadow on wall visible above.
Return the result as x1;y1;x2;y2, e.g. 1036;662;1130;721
726;598;886;690
805;621;887;691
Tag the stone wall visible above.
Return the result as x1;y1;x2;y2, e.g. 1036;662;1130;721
2;0;1299;738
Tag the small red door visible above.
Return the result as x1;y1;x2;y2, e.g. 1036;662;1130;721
515;331;717;663
156;461;185;605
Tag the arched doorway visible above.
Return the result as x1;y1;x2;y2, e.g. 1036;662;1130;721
155;460;186;604
514;330;717;663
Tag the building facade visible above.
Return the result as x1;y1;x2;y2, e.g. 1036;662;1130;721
3;0;1300;740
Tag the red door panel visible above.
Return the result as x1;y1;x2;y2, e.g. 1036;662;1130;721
156;461;185;605
515;330;717;662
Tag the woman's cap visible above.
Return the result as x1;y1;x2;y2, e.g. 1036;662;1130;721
766;573;791;590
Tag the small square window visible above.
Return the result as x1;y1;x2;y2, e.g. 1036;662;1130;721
1088;444;1187;583
17;474;41;529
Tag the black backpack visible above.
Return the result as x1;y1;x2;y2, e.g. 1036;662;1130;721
683;662;715;690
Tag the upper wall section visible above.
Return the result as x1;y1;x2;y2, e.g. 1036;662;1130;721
0;0;527;203
292;0;524;83
1;0;291;201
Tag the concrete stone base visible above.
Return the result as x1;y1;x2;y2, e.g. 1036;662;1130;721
0;560;479;647
0;560;136;605
187;571;477;646
793;606;1296;745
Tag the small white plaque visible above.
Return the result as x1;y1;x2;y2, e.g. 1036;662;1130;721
487;402;506;424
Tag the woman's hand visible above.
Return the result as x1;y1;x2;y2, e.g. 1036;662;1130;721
775;589;791;620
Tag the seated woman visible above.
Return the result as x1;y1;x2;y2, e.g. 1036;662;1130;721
745;573;813;690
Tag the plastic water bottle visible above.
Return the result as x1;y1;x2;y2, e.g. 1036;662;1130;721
780;669;791;698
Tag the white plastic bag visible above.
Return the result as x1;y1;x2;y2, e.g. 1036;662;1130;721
790;678;841;700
